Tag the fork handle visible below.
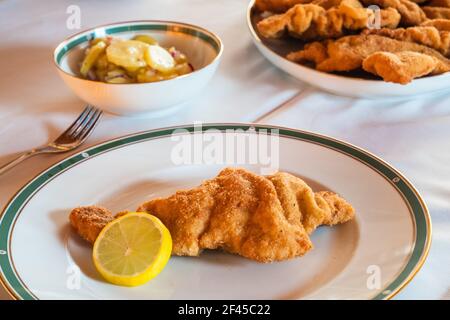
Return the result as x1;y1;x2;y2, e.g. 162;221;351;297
0;149;41;175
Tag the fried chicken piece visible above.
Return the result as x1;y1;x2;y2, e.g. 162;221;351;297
69;168;355;263
69;206;114;243
362;51;439;84
256;1;400;40
363;26;450;56
360;0;427;26
287;34;450;73
427;0;450;7
421;19;450;31
423;6;450;19
137;168;354;262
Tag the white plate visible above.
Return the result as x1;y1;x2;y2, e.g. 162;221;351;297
246;0;450;99
0;124;431;299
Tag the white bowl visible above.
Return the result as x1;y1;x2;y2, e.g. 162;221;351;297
54;21;223;116
246;0;450;99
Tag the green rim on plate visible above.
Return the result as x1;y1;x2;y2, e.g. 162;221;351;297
54;21;221;65
0;124;431;300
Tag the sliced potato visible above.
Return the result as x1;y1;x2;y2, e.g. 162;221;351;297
95;69;107;82
175;63;192;76
106;39;148;71
145;45;175;73
80;41;106;77
80;35;191;83
94;53;109;70
105;76;131;84
136;69;162;83
132;35;158;45
168;47;188;64
90;37;107;46
105;69;132;83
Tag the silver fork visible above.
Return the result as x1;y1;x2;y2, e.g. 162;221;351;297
0;105;102;175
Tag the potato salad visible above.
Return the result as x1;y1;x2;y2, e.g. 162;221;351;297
79;35;193;83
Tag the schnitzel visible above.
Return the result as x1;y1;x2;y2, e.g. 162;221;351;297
256;2;400;40
287;34;450;75
69;168;355;262
362;51;441;84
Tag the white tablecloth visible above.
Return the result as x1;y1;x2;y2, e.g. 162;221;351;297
0;0;448;300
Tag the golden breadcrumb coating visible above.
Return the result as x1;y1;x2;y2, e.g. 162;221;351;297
253;0;450;83
363;26;450;56
138;168;355;262
423;6;450;19
256;2;400;40
69;206;114;243
421;19;450;31
362;51;439;84
69;168;355;263
287;34;450;74
255;0;313;12
254;0;366;12
428;0;450;7
361;0;427;26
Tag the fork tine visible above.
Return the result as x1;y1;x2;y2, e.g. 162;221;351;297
57;105;93;139
69;106;97;138
75;108;103;143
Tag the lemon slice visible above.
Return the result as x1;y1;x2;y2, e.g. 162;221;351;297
106;39;148;71
93;212;172;286
145;45;175;73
